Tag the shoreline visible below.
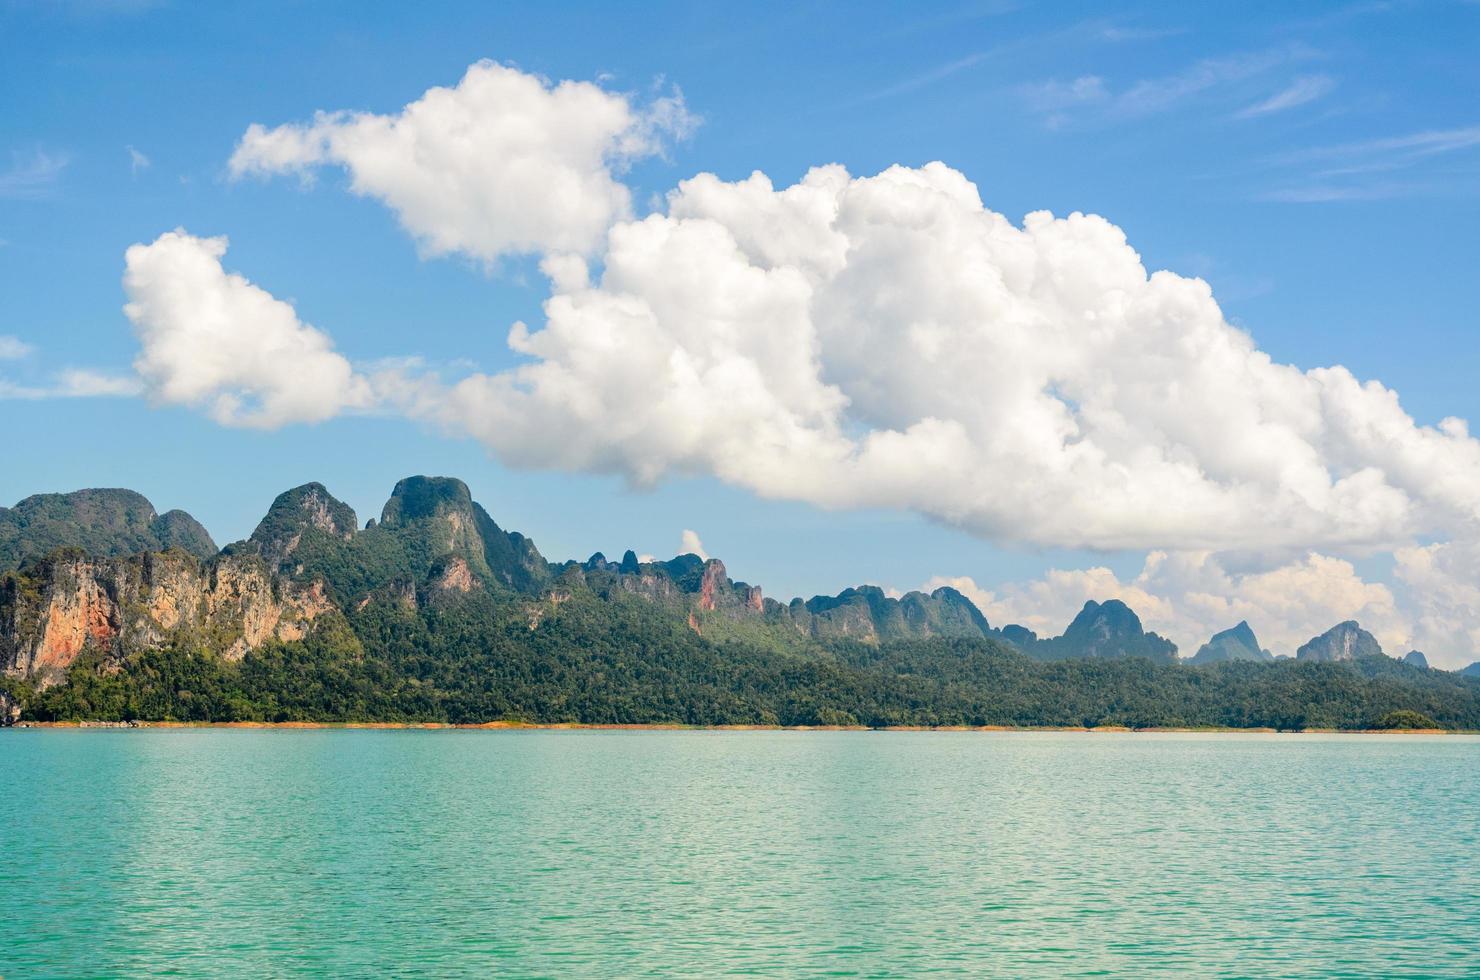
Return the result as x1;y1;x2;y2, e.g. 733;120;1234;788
5;720;1468;734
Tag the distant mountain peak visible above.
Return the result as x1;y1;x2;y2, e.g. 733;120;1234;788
249;482;358;569
1296;621;1384;662
1;487;216;572
379;475;476;525
1402;650;1429;669
1191;620;1272;665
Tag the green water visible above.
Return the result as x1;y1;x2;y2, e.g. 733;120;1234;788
3;730;1477;978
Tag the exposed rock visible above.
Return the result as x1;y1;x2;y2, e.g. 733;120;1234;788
1296;621;1384;662
1;551;339;687
1191;621;1273;664
698;560;727;611
378;476;549;592
433;556;477;594
249;482;357;569
744;584;764;612
0;688;19;726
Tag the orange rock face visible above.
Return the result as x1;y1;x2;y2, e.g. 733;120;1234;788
32;563;120;674
434;557;476;594
2;552;341;684
746;585;764;612
698;560;727;612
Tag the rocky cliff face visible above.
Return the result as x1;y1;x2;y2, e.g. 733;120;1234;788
1;550;338;687
378;476;550;592
249;482;359;571
3;475;1213;689
1296;621;1384;662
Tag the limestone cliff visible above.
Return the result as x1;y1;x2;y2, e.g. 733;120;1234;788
249;482;358;571
1296;621;1384;662
0;550;338;687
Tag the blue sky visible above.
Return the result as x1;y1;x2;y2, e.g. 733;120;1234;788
3;0;1480;660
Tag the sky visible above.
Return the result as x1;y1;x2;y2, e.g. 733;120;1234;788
3;0;1480;665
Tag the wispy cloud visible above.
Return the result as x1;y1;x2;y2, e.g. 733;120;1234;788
1289;125;1480;163
1117;47;1313;117
1237;74;1335;118
1256;182;1419;203
859;50;997;103
1261;124;1480;201
127;145;151;174
1022;45;1318;126
0;369;141;400
1098;23;1186;43
0;335;33;360
0;150;69;200
1019;75;1107;113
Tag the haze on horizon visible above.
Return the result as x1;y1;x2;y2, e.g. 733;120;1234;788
3;1;1479;666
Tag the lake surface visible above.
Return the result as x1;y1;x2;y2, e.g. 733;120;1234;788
3;730;1478;978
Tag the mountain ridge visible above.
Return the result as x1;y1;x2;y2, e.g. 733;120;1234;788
4;478;1476;729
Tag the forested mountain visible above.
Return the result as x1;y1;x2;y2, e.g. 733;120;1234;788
0;488;215;572
3;478;1478;729
1191;622;1273;664
1297;621;1385;662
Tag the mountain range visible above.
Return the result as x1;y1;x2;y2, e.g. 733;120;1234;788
3;478;1478;728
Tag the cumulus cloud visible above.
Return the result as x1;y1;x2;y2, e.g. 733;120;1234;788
929;549;1415;663
111;65;1480;665
422;162;1480;554
1393;541;1480;666
680;529;708;560
229;61;695;262
122;229;371;427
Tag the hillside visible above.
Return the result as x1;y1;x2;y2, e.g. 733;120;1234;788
4;477;1479;729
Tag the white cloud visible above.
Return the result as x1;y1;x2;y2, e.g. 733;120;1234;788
56;369;144;397
229;60;695;262
0;150;68;199
1237;75;1335;118
680;529;708;560
127;145;151;174
1019;75;1107;113
0;335;32;360
122;229;371;427
929;549;1416;663
1024;46;1314;125
1263;125;1480;202
0;369;141;400
425;162;1480;554
141;155;1480;555
1393;541;1480;667
108;62;1480;664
